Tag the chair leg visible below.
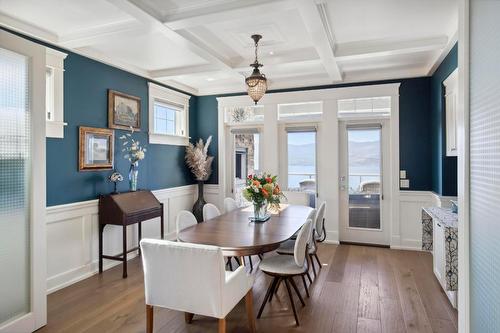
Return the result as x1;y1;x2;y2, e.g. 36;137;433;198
314;253;321;268
218;318;226;333
269;278;280;303
248;256;253;272
235;257;241;265
310;254;317;277
146;305;153;333
301;275;310;297
274;278;282;295
184;312;194;324
306;271;312;284
227;258;233;271
257;277;278;318
258;254;263;260
289;277;305;306
284;279;300;326
245;289;256;333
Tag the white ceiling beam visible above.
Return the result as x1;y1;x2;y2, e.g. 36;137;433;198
336;36;449;62
106;0;236;75
295;0;343;82
58;19;143;48
427;30;458;75
150;64;221;79
163;0;295;31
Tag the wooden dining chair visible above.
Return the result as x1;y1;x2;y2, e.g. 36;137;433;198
175;210;197;241
140;239;256;333
257;218;313;326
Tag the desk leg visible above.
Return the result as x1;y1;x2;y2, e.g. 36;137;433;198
138;222;142;256
99;224;104;273
160;203;165;240
122;225;127;278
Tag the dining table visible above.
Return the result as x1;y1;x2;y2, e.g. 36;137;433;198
177;204;313;265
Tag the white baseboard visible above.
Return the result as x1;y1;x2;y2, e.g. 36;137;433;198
325;230;339;244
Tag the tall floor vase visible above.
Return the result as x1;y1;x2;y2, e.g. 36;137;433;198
192;181;206;222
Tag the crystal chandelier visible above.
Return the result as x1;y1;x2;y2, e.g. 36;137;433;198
245;34;267;105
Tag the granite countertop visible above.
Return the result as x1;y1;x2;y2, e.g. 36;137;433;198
423;206;458;229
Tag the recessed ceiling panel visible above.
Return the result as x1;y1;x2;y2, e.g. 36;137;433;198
0;0;134;35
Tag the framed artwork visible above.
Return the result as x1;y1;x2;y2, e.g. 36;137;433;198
108;90;141;131
79;126;114;171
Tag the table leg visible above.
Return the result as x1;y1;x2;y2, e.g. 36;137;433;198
138;222;142;256
122;225;127;278
160;203;165;240
98;224;104;273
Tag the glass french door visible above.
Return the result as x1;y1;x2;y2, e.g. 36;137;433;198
339;121;390;245
228;128;261;205
0;31;47;332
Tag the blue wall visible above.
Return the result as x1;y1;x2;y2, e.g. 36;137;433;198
199;77;434;191
430;43;458;196
46;52;197;206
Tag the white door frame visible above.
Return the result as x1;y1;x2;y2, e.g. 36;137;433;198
0;31;47;332
338;119;391;245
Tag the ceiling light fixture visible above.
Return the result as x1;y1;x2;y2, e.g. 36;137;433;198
245;34;267;105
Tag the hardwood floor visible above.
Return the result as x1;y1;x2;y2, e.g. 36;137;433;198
36;244;457;333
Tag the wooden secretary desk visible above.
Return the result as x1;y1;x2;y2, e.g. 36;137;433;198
98;190;164;278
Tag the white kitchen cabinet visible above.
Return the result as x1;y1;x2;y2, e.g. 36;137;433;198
432;218;457;308
443;69;458;157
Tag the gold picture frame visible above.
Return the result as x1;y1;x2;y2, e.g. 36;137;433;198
79;126;114;171
108;89;141;131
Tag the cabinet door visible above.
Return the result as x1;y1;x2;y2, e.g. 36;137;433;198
433;219;445;287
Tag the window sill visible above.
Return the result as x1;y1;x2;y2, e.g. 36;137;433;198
46;121;67;138
149;133;189;146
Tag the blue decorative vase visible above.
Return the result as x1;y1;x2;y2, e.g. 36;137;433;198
129;162;139;191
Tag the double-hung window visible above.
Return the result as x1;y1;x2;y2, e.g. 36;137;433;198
45;47;67;138
148;82;190;146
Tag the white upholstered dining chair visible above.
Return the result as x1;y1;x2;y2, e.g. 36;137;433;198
203;203;221;221
175;210;197;241
257;218;313;326
224;197;239;213
314;201;327;242
140;239;256;333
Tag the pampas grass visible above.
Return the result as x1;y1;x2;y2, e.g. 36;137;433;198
185;136;214;181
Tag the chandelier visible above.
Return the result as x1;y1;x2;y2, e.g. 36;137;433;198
245;34;267;105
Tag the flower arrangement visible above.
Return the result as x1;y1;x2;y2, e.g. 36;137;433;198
185;136;214;181
119;127;146;191
243;173;285;220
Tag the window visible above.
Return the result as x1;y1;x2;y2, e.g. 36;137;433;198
337;96;391;117
278;102;322;122
286;128;317;191
45;47;67;138
148;82;190;146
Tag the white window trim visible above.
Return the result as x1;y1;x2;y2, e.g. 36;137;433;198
45;47;67;138
148;82;190;146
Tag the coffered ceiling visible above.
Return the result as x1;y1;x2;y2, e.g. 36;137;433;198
0;0;458;95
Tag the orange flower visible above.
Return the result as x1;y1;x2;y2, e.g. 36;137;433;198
265;177;272;183
252;180;261;187
262;188;269;198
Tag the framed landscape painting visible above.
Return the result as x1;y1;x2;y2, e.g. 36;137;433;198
108;90;141;131
79;126;114;171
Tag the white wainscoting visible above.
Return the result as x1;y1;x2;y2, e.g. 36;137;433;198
45;184;206;294
394;191;456;250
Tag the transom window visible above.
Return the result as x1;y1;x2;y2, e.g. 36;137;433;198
338;96;391;117
148;82;190;146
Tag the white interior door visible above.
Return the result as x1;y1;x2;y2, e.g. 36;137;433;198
0;30;47;332
339;120;390;245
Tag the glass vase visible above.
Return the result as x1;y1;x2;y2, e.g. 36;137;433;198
129;162;139;191
253;201;268;220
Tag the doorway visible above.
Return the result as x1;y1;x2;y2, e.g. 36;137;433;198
339;121;390;245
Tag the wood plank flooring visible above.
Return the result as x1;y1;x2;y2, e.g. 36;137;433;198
36;244;457;333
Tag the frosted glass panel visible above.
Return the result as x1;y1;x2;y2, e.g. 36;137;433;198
0;47;31;325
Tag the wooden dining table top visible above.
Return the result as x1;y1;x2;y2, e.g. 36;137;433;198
178;204;312;256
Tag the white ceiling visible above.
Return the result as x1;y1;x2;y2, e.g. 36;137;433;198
0;0;458;95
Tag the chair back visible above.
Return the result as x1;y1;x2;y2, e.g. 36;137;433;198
224;197;239;213
294;219;313;267
176;210;197;240
306;209;317;245
315;201;326;238
203;203;221;221
140;239;226;317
